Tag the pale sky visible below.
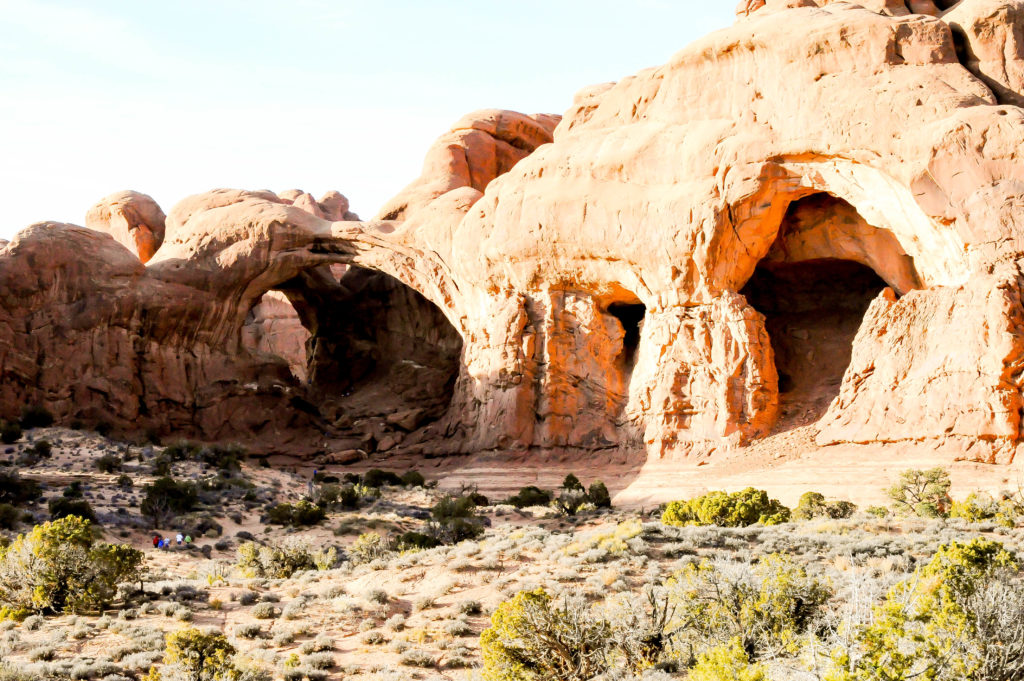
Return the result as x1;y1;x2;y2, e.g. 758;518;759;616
0;1;736;239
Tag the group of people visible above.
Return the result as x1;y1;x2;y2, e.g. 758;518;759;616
151;532;193;549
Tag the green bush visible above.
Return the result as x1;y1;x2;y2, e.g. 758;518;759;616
588;481;612;509
832;538;1022;681
662;488;790;527
885;467;951;517
236;540;331;578
0;515;143;614
95;453;122;473
792;492;857;521
0;504;23;530
401;470;426;487
141;477;198;526
396;531;442;551
0;422;21;445
481;588;612;681
362;469;403;488
29;440;51;459
430;495;485;544
0;471;40;505
148;627;240;681
669;553;830;663
266;500;325;527
562;474;584;492
349;532;389;564
689;638;766;681
19;406;53;430
506;486;553;508
48;497;97;523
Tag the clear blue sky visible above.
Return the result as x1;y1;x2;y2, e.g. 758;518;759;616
0;1;736;238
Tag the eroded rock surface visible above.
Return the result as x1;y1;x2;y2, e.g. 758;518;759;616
84;190;166;263
4;3;1024;465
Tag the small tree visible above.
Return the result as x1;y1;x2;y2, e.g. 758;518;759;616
588;481;612;509
885;467;951;517
668;554;831;664
481;588;613;681
793;492;856;521
562;474;585;492
0;421;21;445
141;477;198;526
0;515;143;614
147;627;240;681
430;495;484;544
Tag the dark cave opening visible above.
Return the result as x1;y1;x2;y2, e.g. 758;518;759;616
740;258;889;432
608;301;647;371
250;265;463;436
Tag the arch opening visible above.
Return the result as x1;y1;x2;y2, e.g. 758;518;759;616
740;194;906;434
244;263;464;444
241;291;310;383
608;301;646;373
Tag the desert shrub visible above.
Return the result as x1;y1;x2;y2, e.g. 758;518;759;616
95;453;122;473
29;440;52;459
554;488;590;516
152;627;239;680
430;495;485;544
832;538;1024;681
885;467;952;518
0;422;21;445
668;553;830;663
0;504;22;530
19;405;53;430
0;516;144;614
588;482;612;509
400;470;425;487
48;496;97;522
251;602;277;619
662;488;790;527
362;469;402;488
949;491;1022;527
116;475;134;490
506;486;553;509
235;540;323;578
481;588;612;681
399;648;435;667
562;474;584;492
688;638;766;681
141;477;198;526
0;471;39;506
313;484;360;510
349;532;389;564
266;501;325;527
396;531;441;551
792;492;857;521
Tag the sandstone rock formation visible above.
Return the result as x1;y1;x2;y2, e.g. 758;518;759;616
4;2;1024;466
84;190;166;263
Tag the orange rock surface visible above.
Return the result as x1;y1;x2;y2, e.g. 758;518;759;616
3;2;1024;474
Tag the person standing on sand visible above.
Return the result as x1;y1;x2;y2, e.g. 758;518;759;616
184;535;192;545
152;534;161;548
176;532;183;546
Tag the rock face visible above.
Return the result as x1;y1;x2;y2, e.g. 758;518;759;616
84;190;166;263
4;2;1024;464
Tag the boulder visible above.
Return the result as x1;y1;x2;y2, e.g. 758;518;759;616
84;190;166;263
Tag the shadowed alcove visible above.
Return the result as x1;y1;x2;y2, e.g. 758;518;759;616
740;193;916;433
244;264;464;439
